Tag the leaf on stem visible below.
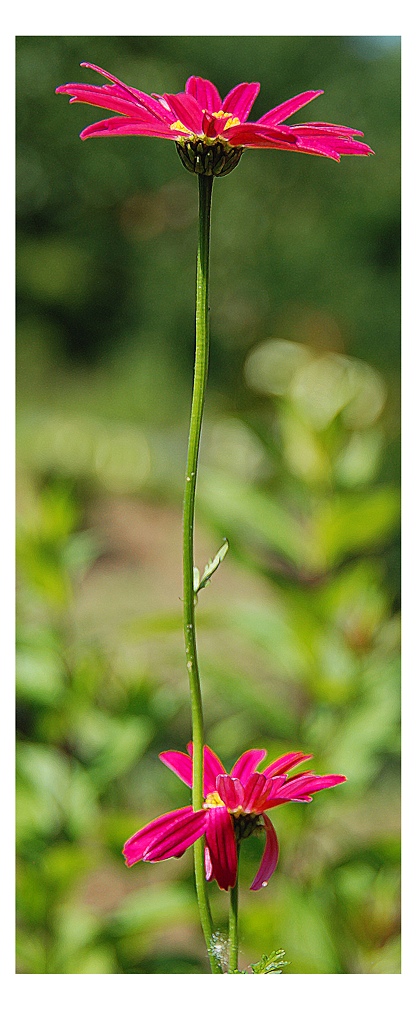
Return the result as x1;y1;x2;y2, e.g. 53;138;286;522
195;539;229;594
250;949;289;974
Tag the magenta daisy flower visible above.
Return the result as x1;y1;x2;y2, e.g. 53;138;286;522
56;64;373;177
123;745;346;891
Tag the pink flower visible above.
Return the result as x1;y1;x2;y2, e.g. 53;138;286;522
56;64;373;177
123;745;346;890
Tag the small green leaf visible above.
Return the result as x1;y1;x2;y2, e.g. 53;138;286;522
195;539;229;593
250;949;289;974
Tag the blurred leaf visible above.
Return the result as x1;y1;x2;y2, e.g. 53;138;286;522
199;468;317;570
65;945;117;973
325;658;400;783
71;712;154;789
16;932;48;974
52;905;101;968
334;429;384;486
16;743;99;840
315;487;400;566
360;936;401;974
110;883;195;935
16;642;66;705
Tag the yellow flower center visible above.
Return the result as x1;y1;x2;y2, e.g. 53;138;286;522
203;791;225;808
170;119;190;134
170;111;240;137
211;110;241;130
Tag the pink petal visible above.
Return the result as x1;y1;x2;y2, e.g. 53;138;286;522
159;750;193;788
264;772;346;808
186;76;222;113
301;774;347;795
325;138;374;157
242;772;273;813
162;92;203;133
143;808;209;861
295;134;373;159
262;751;313;778
224;123;298;148
201;111;227;139
123;805;196;866
262;773;314;809
187;742;226;795
56;83;143;119
216;775;245;811
221;82;260;122
292;138;341;161
250;814;279;890
231;748;267;784
257;90;324;126
80;118;180;141
120;89;176;122
294;122;364;138
78;63;176;123
205;807;237;890
57;80;175;127
79;62;144;103
205;845;214;881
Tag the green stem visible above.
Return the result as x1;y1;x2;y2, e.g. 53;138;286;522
183;173;222;974
228;850;240;973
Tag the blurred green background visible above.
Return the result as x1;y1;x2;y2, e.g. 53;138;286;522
16;36;400;974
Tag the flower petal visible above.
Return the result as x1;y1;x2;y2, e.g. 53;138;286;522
205;807;237;890
221;82;260;122
186;76;222;113
56;83;146;119
79;62;146;103
187;742;226;795
264;772;347;808
292;138;341;161
300;774;347;795
224;123;298;148
143;808;209;861
230;749;267;784
257;90;324;126
216;775;245;811
262;751;313;778
79;118;180;141
250;814;279;890
162;92;203;133
159;750;193;788
294;122;364;138
242;772;273;813
320;138;374;157
123;805;197;866
205;845;214;881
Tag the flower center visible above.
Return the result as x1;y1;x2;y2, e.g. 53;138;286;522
210;110;241;130
203;790;225;808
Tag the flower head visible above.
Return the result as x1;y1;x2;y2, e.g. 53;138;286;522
123;744;346;890
56;64;374;177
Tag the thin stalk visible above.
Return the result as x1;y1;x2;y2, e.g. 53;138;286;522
183;173;222;974
228;851;240;973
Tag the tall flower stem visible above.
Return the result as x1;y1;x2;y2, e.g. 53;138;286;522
228;850;240;973
183;173;222;974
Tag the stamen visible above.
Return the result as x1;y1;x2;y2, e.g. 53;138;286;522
211;111;240;129
204;791;226;808
170;119;191;134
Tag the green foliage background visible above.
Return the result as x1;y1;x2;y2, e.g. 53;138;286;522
16;36;400;974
